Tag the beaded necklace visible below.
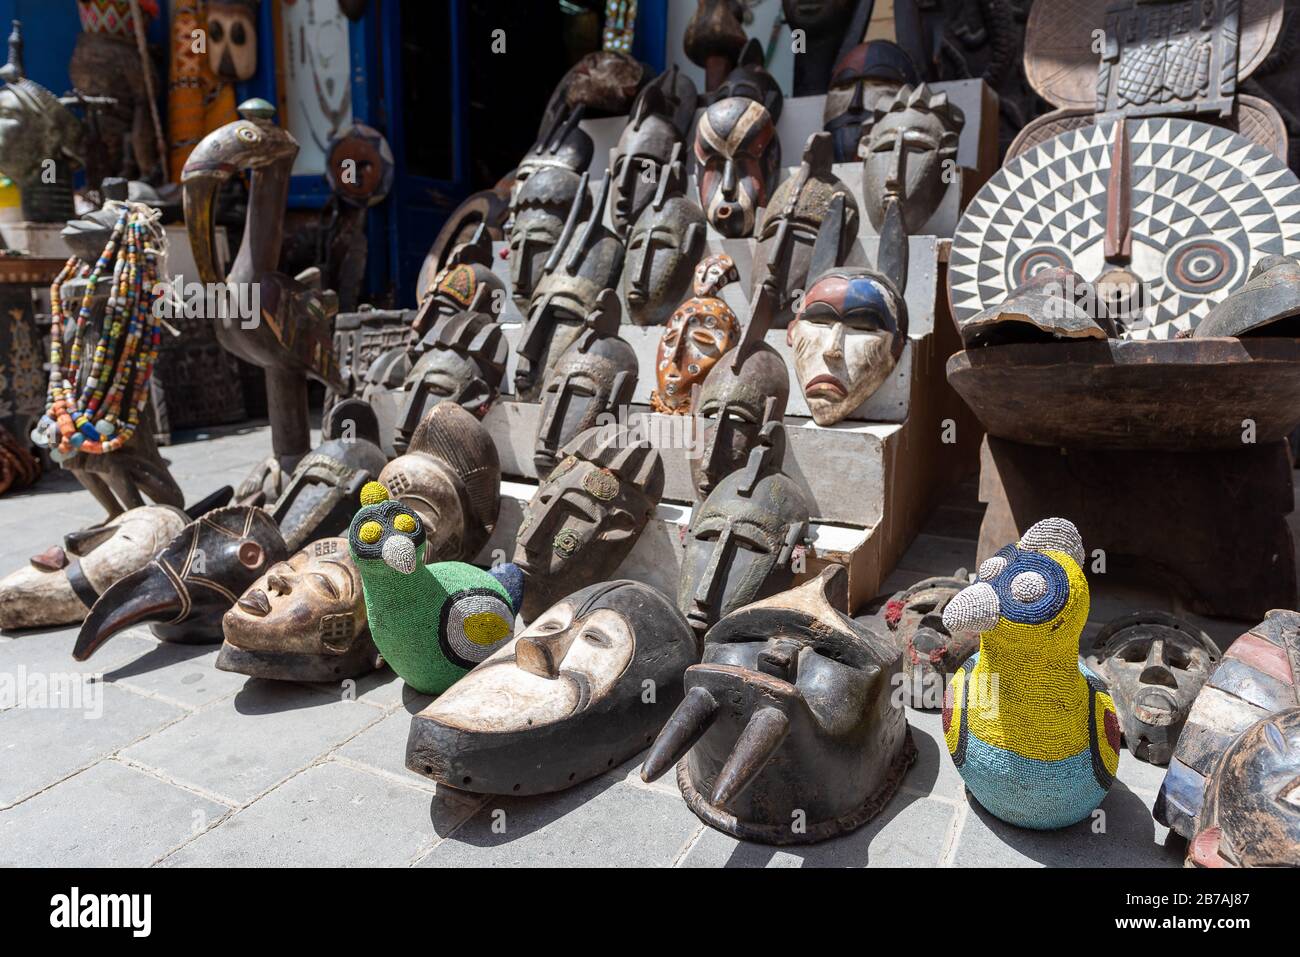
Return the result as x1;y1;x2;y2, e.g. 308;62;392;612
33;202;168;461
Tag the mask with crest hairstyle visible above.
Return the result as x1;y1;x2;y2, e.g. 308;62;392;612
406;579;700;795
691;285;791;499
693;97;780;239
704;37;784;120
632;64;699;141
678;422;811;638
513;426;664;622
509;165;588;306
823;40;920;163
73;506;289;661
411;225;506;344
622;158;707;326
379;400;500;564
644;566;915;844
860;83;964;236
509;105;594;214
516;171;625;399
788;266;906;426
753;132;860;325
218;537;379;682
610;88;684;237
0;506;189;630
535;292;638;476
398;304;507;446
652;253;742;414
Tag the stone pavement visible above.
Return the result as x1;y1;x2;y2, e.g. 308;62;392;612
0;421;1258;867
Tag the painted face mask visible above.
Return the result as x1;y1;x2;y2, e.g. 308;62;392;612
693;97;780;239
823;40;920;163
398;309;508;445
513;426;664;623
610;89;683;238
861;84;964;236
621;162;706;326
73;506;289;661
509;165;587;306
1188;708;1300;868
788;267;906;426
644;566;915;845
1085;612;1220;766
678;424;811;638
406;580;700;795
379;400;500;564
509;105;594;214
652;254;742;414
704;37;784;121
878;574;980;711
269;399;389;553
207;0;259;83
0;506;188;631
752;132;861;325
218;537;379;682
534;300;638;476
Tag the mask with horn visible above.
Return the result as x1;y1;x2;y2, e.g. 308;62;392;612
513;426;664;622
610;86;683;238
73;506;288;661
692;95;780;239
534;291;638;476
823;40;920;163
510;105;594;213
621;155;707;326
643;566;916;845
218;536;380;682
406;580;699;795
678;421;811;639
651;253;742;414
0;506;188;631
378;400;501;564
509;165;588;307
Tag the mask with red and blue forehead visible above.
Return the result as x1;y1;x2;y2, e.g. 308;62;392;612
797;268;906;360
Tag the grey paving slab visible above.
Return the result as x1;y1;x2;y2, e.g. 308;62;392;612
903;708;965;802
0;683;184;807
418;772;703;868
0;623;158;681
104;644;248;709
295;665;428;713
334;708;435;788
679;791;956;867
0;761;229;867
119;681;382;804
160;761;480;867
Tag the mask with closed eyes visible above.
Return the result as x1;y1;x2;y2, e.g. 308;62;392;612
823;40;919;163
411;261;505;345
788;267;906;426
622;162;706;326
643;566;915;845
509;166;588;306
398;309;508;446
218;537;379;682
406;580;700;795
652;253;742;414
513;426;664;622
610;89;683;237
693;97;780;239
509;105;594;214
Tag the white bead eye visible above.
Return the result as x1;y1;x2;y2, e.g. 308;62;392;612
1010;571;1048;603
977;556;1007;581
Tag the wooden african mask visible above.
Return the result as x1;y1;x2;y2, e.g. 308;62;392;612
509;106;594;214
652;253;742;414
513;426;665;622
406;580;700;795
378;400;501;563
539;50;649;134
753;132;860;325
218;537;380;682
1085;612;1220;767
782;0;858;96
705;37;784;121
823;40;920;163
1195;254;1300;339
878;574;980;711
73;506;289;661
644;566;916;845
535;295;638;475
509;166;588;306
693;97;780;239
398;308;508;446
860;84;964;236
610;89;683;237
788;266;906;426
684;0;748;91
412;260;506;345
621;160;706;326
0;506;188;631
677;424;810;639
208;0;259;83
632;64;699;140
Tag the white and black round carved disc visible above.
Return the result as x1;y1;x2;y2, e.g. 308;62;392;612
949;118;1300;339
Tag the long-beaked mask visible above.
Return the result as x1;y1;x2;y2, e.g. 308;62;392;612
643;566;915;845
509;105;594;213
399;302;507;446
652;253;742;414
269;400;389;553
73;506;289;661
0;506;189;631
678;423;811;638
406;580;700;795
693;97;780;239
379;400;500;563
513;426;664;622
610;88;683;237
1085;612;1220;767
704;37;784;121
752;132;861;325
622;157;706;326
691;288;790;499
860;83;964;236
823;40;920;163
535;293;638;476
218;537;379;682
509;166;588;306
788;266;906;426
516;170;625;399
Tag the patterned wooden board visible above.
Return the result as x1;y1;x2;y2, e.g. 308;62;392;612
948;117;1300;339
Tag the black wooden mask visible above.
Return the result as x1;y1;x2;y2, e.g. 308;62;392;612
399;306;508;447
622;159;707;326
823;40;920;162
704;37;784;120
509;166;588;306
610;89;683;238
509;106;594;214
